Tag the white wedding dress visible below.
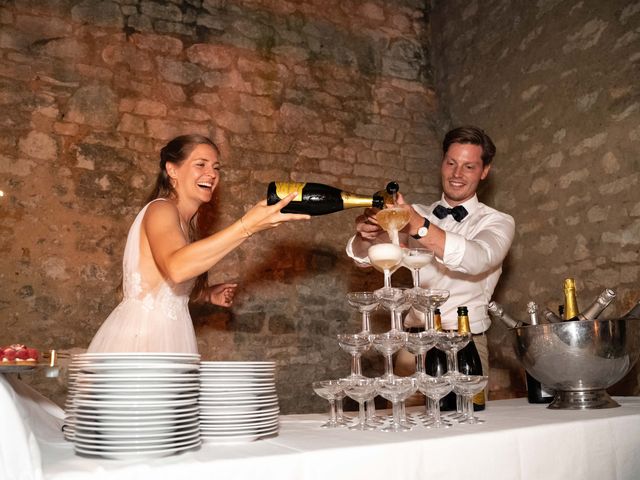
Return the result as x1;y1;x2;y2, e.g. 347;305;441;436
87;199;198;353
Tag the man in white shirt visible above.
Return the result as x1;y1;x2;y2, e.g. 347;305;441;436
346;126;515;379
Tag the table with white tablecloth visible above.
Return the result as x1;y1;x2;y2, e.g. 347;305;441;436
3;373;640;480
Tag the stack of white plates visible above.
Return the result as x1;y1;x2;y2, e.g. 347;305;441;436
199;361;279;442
66;353;201;459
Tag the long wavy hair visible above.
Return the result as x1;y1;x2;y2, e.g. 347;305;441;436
146;134;221;300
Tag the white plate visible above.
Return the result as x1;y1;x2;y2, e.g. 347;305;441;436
198;395;278;405
76;403;198;416
199;380;275;387
75;439;200;459
199;418;279;430
199;371;275;377
75;391;199;401
201;361;274;366
200;425;279;440
73;372;199;382
202;429;277;443
80;363;199;373
73;428;200;444
75;409;198;422
75;397;197;408
77;353;200;362
200;401;279;415
200;407;280;420
74;382;200;392
75;416;198;429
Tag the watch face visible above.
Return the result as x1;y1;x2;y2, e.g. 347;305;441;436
418;226;428;237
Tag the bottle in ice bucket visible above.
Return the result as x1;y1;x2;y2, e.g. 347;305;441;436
562;278;579;320
456;306;485;411
266;181;399;216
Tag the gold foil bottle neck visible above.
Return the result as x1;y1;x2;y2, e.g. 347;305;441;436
434;312;443;332
562;277;579;320
458;315;471;334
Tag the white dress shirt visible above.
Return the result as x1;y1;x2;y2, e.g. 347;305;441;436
346;194;515;333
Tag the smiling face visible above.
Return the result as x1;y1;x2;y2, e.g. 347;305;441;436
166;143;220;206
440;143;491;206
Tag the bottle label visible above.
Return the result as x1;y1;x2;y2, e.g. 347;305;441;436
275;182;304;202
473;390;485;405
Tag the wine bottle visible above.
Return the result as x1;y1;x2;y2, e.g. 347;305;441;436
527;302;539;325
562;278;579;320
487;301;525;328
564;288;616;322
525;371;554;404
456;306;485;411
542;308;562;324
558;304;565;317
619;300;640;320
266;181;398;216
424;309;455;411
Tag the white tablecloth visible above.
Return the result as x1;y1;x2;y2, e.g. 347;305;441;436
3;373;640;480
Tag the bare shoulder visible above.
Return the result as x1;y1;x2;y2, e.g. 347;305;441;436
143;199;179;228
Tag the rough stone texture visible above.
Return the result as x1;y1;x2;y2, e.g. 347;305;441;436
431;0;640;399
0;0;439;413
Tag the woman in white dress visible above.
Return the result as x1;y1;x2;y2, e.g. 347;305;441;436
87;134;309;353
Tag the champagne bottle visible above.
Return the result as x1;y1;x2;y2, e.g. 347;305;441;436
562;278;579;320
523;302;554;403
564;288;616;322
487;301;525;328
558;304;565;317
456;306;485;411
424;309;455;410
542;308;562;324
619;300;640;320
527;302;539;325
266;181;398;216
525;370;554;404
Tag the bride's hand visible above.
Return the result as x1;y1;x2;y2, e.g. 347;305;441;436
205;283;238;307
241;193;310;235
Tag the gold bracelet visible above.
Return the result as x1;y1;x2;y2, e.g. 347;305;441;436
239;217;253;238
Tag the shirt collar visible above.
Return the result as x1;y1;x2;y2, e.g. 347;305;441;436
439;194;480;217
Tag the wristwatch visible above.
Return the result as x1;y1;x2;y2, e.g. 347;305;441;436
411;216;430;239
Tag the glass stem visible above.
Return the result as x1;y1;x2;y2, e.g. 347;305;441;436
351;354;362;377
362;311;371;333
392;401;402;427
392;310;403;331
466;396;473;420
426;308;434;331
385;354;394;378
336;397;345;420
415;353;425;374
452;350;460;374
366;399;376;421
329;399;337;423
358;401;367;426
383;269;391;288
446;351;455;372
412;269;420;288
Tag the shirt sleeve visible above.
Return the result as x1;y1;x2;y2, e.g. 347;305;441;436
441;212;515;275
345;235;372;267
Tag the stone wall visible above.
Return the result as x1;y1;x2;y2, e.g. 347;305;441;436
431;0;640;398
0;0;442;413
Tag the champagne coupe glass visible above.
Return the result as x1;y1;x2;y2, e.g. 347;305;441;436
437;330;471;419
346;292;378;333
406;331;438;378
341;377;378;431
337;332;372;379
312;380;346;428
377;377;417;432
416;374;454;428
402;248;434;292
412;289;450;331
368;243;404;292
452;375;488;424
374;287;412;331
371;331;407;379
376;207;411;246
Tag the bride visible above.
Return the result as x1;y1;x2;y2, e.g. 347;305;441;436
88;134;309;353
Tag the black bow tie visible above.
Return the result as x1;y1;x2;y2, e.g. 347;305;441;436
433;204;468;222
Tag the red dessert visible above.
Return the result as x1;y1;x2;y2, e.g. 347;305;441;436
1;344;39;365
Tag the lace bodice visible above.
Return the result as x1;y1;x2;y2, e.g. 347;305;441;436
88;198;198;353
